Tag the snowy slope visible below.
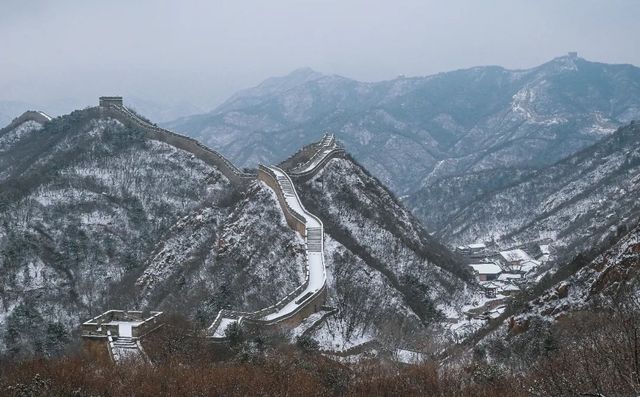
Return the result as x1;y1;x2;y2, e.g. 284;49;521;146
468;220;640;370
0;109;236;356
135;182;307;324
295;155;478;350
433;121;640;264
518;222;640;323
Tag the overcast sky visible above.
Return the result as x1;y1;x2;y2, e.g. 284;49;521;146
1;0;639;114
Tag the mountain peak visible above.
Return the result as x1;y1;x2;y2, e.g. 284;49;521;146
283;67;324;81
536;52;584;73
253;67;325;93
212;67;325;113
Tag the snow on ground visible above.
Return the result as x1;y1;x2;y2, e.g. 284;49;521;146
111;347;138;362
488;305;507;319
394;348;426;364
213;318;237;338
36;111;52;121
12;259;48;290
449;318;485;341
0;120;42;151
288;311;327;340
313;316;373;351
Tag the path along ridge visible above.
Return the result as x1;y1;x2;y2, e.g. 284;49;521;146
99;101;339;340
208;164;327;337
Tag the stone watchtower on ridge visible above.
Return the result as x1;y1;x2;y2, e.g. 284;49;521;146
99;96;123;107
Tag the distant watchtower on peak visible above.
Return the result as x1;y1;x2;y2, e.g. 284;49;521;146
99;96;123;107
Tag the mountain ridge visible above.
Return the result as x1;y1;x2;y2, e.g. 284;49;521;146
163;55;640;208
421;120;640;264
0;104;475;357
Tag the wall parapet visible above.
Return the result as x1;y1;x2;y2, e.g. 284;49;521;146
290;148;345;181
2;110;52;132
278;137;325;170
99;104;255;189
290;134;335;173
258;165;307;235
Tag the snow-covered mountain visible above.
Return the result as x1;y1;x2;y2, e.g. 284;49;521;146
522;221;640;322
421;121;640;264
0;108;238;356
289;154;476;350
164;55;640;205
0;107;474;357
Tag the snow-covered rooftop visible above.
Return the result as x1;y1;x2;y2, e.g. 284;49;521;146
498;273;522;281
468;243;486;249
482;281;501;289
500;249;531;263
482;280;520;293
469;263;502;275
519;259;540;273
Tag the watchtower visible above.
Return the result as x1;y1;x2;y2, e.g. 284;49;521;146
99;96;123;107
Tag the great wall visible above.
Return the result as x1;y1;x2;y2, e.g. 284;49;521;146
100;100;256;189
1;110;52;133
207;164;329;339
58;97;347;362
4;99;413;363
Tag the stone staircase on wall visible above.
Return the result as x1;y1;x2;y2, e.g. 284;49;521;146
277;175;296;196
112;336;138;350
307;228;323;252
107;331;147;363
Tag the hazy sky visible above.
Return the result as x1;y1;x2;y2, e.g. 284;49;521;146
1;0;639;113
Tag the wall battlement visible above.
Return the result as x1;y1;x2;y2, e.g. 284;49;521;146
99;96;123;107
96;100;255;189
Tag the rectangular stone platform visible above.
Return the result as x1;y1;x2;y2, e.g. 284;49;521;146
81;310;163;338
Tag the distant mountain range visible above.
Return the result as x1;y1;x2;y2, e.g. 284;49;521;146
161;56;639;263
417;120;640;263
164;55;640;204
